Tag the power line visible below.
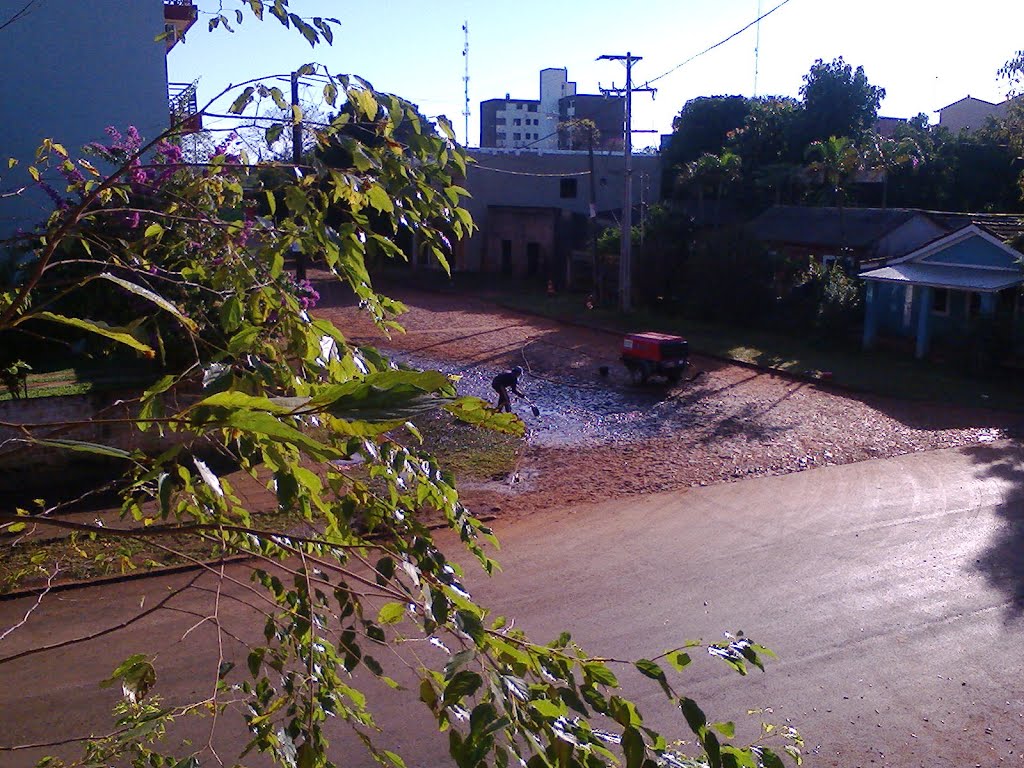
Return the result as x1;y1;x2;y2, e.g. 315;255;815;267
470;165;591;177
641;0;795;88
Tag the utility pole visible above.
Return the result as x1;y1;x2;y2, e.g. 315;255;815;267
598;53;655;312
462;21;471;147
291;71;306;281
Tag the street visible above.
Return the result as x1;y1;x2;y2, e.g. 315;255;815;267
2;441;1023;767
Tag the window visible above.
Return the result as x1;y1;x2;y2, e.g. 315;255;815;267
513;118;521;126
931;288;949;315
496;131;506;140
560;178;578;198
495;117;506;125
533;119;540;125
516;103;524;110
528;104;538;112
513;132;521;140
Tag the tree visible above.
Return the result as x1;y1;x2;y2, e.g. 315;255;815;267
726;96;803;170
677;151;742;226
799;57;885;145
663;96;750;195
0;10;801;768
804;135;863;208
865;135;922;208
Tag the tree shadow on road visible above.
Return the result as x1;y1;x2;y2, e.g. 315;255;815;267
962;442;1024;621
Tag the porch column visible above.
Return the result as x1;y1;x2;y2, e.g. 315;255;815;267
915;285;932;359
862;281;879;350
980;292;996;317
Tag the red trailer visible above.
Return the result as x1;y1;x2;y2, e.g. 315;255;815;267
621;331;690;384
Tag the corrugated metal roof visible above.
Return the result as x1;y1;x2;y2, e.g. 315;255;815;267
748;206;919;249
859;263;1024;292
749;206;1024;251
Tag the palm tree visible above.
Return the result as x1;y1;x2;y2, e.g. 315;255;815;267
804;135;862;208
865;135;922;208
677;151;742;225
805;136;865;257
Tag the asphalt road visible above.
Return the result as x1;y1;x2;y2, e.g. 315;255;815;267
2;441;1023;767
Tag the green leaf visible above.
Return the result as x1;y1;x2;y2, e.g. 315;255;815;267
100;654;156;705
443;649;475;680
30;312;154;357
583;662;618;688
229;87;256;114
634;659;665;683
265;123;285;145
143;223;164;239
352;88;378;120
667;651;691;672
680;697;707;735
366;184;394;213
96;273;197;331
442;670;482;706
377;602;406;625
28;438;133;460
529;699;564;719
621;727;645;768
711;721;736;739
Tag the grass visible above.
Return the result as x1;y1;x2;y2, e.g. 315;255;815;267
0;361;160;402
494;290;1024;412
415;410;524;482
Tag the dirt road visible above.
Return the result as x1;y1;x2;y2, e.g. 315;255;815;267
4;442;1022;767
316;287;1021;520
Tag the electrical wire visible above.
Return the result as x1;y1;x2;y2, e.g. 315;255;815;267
641;0;796;87
470;165;591;177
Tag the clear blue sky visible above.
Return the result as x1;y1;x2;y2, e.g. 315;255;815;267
170;1;1024;148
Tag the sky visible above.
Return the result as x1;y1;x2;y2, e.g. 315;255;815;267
169;1;1024;149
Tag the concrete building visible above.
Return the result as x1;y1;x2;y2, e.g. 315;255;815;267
0;0;197;239
480;68;623;152
457;147;661;285
936;96;1013;134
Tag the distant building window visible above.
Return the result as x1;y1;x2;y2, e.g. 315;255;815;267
516;103;524;110
932;288;950;316
560;178;578;198
495;117;506;125
528;104;538;112
496;131;506;139
513;132;521;140
513;118;521;126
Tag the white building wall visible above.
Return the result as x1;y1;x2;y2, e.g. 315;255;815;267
0;0;171;237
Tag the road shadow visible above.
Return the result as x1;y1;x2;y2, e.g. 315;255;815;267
962;442;1024;621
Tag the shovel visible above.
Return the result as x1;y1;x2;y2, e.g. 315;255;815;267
523;397;541;417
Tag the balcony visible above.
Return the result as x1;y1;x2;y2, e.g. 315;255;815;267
163;0;197;51
169;80;202;134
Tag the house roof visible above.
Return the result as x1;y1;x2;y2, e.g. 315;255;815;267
922;211;1024;243
860;225;1024;292
748;206;921;250
749;205;1024;253
936;95;1001;112
859;263;1023;292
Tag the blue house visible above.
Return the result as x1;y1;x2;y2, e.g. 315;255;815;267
860;224;1024;359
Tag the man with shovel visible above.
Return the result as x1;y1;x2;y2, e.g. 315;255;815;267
491;366;537;415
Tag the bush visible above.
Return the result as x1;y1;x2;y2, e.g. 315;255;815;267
680;226;775;324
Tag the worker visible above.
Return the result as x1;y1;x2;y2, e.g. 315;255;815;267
491;366;525;413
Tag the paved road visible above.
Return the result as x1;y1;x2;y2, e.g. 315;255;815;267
2;442;1023;767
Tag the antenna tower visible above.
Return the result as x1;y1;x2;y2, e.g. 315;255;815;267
462;21;470;146
753;0;762;96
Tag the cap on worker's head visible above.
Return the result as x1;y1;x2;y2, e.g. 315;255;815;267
512;365;523;376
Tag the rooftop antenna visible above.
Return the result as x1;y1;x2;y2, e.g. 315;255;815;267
753;0;762;96
462;21;470;146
